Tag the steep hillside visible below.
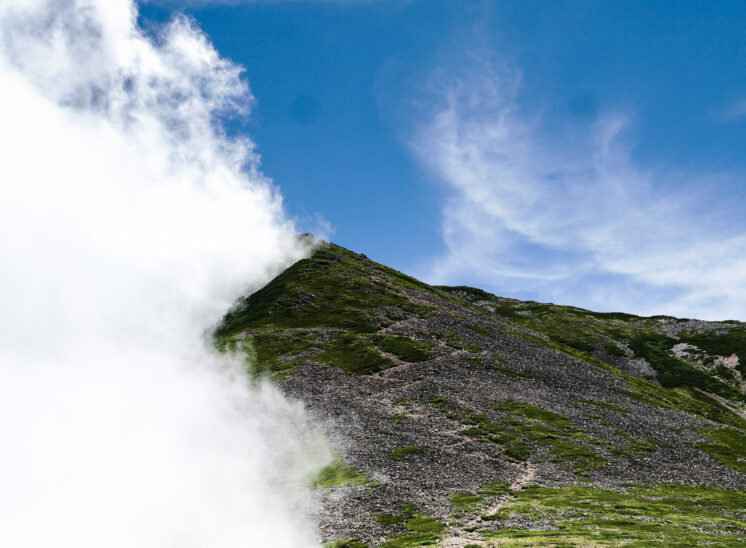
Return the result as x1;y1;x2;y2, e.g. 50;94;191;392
438;286;746;405
216;241;746;547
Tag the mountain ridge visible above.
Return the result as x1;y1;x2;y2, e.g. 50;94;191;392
216;241;746;547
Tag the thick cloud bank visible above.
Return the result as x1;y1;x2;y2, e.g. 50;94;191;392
0;1;324;546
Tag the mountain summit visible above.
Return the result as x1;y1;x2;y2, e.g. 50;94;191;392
216;242;746;547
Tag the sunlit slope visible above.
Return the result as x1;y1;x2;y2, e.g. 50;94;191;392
215;242;444;375
439;285;746;405
216;242;746;547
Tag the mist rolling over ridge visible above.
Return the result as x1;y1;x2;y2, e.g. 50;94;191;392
0;1;327;546
3;1;746;547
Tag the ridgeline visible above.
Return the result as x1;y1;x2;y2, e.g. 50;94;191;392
216;241;746;547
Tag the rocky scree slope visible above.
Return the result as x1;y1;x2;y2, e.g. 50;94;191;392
215;242;746;547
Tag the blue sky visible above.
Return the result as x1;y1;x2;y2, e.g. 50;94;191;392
139;0;746;320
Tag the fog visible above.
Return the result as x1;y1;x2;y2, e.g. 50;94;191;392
0;1;326;545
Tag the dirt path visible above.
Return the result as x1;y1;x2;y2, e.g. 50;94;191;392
440;463;537;547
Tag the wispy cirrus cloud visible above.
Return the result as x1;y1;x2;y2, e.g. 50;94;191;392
411;52;746;320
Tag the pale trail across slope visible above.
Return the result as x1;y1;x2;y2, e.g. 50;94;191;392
441;462;537;547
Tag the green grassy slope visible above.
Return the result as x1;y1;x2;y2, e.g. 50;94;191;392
214;243;442;376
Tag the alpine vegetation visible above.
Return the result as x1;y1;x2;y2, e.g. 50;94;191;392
218;242;746;546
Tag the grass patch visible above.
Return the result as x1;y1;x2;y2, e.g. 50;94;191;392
422;395;451;410
316;333;396;375
554;336;595;353
377;514;407;526
493;401;573;428
226;329;412;378
465;324;490;337
297;331;431;376
377;504;445;547
450;492;481;513
240;328;461;378
311;456;367;488
390;446;424;461
324;541;370;548
491;361;537;379
450;481;510;515
458;402;606;475
610;431;658;458
696;427;746;473
405;516;445;533
375;334;433;362
483;483;746;546
240;330;319;377
603;341;627;356
549;439;606;473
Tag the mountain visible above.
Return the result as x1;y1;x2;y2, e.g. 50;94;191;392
215;241;746;547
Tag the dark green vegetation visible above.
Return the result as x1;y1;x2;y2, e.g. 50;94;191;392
683;330;746;373
484;483;746;546
215;244;438;377
221;322;434;378
313;333;431;375
215;241;746;547
217;244;435;338
628;332;743;401
603;341;626;357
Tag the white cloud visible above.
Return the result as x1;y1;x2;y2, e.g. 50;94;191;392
412;54;746;320
143;0;391;7
0;1;327;546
